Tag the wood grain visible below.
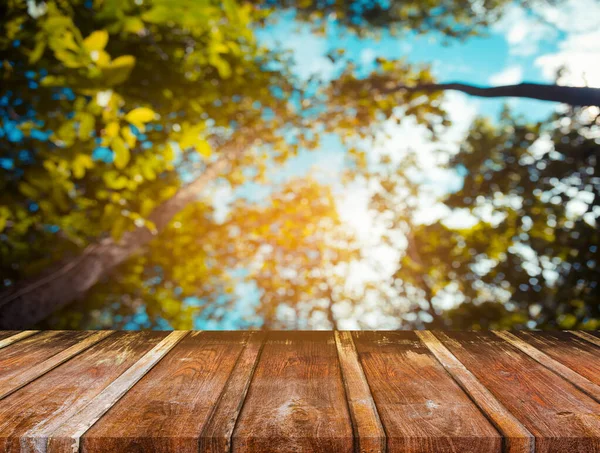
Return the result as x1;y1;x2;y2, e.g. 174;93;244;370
353;331;501;453
0;330;93;385
335;331;386;453
0;330;39;349
572;330;600;348
417;331;533;453
47;330;188;453
199;331;266;453
503;331;600;402
233;331;354;453
438;331;600;453
77;331;249;453
0;331;18;341
79;331;247;453
0;331;168;453
0;330;113;400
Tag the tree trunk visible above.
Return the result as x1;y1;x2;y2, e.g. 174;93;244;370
385;82;600;107
0;141;246;329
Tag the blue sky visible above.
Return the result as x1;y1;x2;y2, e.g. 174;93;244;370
171;0;600;329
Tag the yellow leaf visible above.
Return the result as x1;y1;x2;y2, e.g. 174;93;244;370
0;206;10;233
111;215;128;241
72;154;94;179
78;112;95;140
112;136;130;169
105;121;120;138
196;139;211;157
125;107;156;125
19;182;38;198
102;55;136;86
83;30;108;52
29;40;46;63
121;126;137;148
103;171;129;189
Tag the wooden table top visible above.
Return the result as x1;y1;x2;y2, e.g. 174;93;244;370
0;330;599;452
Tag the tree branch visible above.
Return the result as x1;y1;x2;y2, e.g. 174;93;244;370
382;82;600;107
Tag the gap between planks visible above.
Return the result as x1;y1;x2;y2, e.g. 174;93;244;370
198;331;266;453
0;330;39;350
571;330;600;348
416;331;534;453
0;331;114;400
493;330;600;403
43;330;189;453
3;330;599;453
335;331;386;453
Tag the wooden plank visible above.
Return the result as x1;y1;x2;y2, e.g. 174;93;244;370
47;330;188;453
437;331;600;452
233;331;354;453
0;330;39;349
199;331;266;453
352;331;501;453
0;331;18;341
0;330;113;400
79;331;248;453
0;331;169;453
335;331;386;453
507;331;600;401
0;331;93;385
572;330;600;348
417;331;533;453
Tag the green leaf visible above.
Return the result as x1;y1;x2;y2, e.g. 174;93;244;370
72;154;94;179
0;207;10;233
29;40;46;63
19;182;38;199
111;214;128;240
83;30;109;51
102;55;136;86
78;112;95;140
123;17;145;34
125;107;156;125
103;171;129;189
112;136;130;169
223;0;238;22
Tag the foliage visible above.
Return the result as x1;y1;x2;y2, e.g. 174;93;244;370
256;0;539;39
373;108;600;330
2;0;597;331
0;0;349;328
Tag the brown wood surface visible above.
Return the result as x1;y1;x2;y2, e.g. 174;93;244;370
232;331;354;453
77;331;247;453
0;330;113;400
0;330;599;453
506;331;600;401
353;331;501;453
199;331;266;453
416;331;534;453
437;331;600;453
573;330;600;348
0;330;91;385
335;331;386;453
0;331;168;452
0;331;18;341
0;330;38;349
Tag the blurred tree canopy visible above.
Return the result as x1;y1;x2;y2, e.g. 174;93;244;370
1;0;599;330
369;107;600;330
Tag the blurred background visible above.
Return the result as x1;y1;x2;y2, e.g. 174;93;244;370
1;0;599;330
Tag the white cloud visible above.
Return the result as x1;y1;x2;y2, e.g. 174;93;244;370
495;0;600;88
535;29;600;87
489;65;523;86
493;5;555;57
360;48;376;65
